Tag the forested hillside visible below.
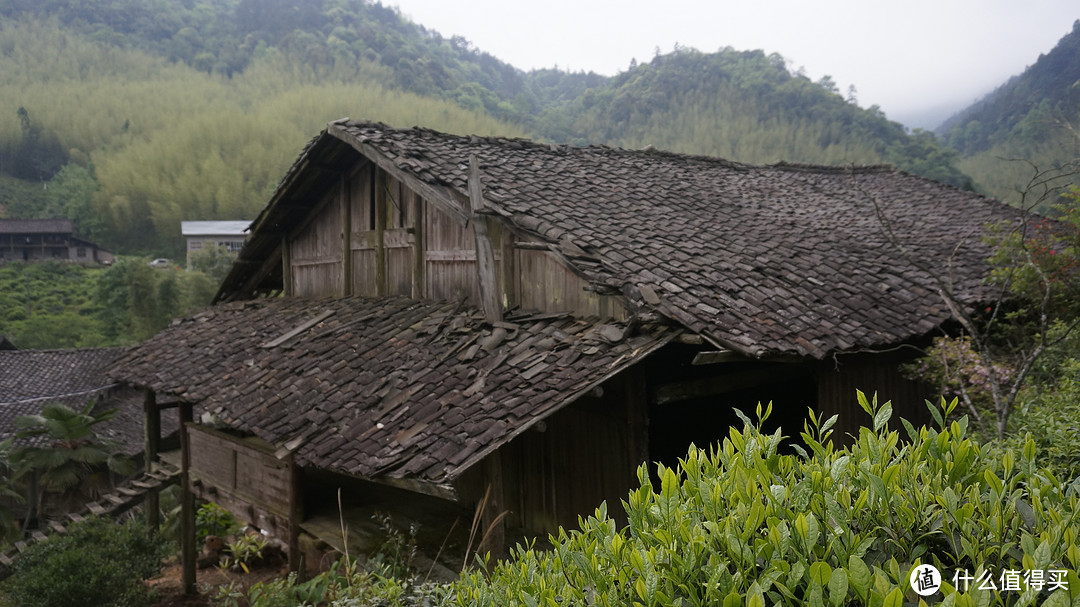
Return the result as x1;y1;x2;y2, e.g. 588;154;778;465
0;0;972;259
938;20;1080;209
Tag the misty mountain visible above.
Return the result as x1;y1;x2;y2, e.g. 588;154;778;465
0;0;997;255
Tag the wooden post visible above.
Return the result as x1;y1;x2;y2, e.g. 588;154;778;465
143;389;160;532
341;175;353;297
468;155;502;323
411;191;425;299
287;457;304;576
478;451;505;559
179;402;196;595
281;236;293;297
374;169;387;296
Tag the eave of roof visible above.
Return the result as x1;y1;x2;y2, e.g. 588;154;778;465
108;296;677;489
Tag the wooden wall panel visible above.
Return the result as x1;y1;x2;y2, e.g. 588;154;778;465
291;189;344;297
817;351;932;441
188;426;291;517
517;249;626;319
497;372;644;536
425;198;479;304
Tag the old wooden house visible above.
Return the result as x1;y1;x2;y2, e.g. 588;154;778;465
108;120;1020;582
0;218;113;265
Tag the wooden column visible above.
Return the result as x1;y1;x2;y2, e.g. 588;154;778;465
287;457;305;576
374;169;387;296
411;192;425;299
179;402;196;595
143;388;160;532
478;451;505;559
281;236;293;297
468;155;502;323
341;175;353;297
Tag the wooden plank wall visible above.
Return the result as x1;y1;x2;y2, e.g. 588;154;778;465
495;372;646;536
291;185;344;298
816;351;932;441
188;426;291;518
518;249;626;319
286;158;625;321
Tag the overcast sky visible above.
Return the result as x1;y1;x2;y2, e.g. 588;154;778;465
389;0;1078;129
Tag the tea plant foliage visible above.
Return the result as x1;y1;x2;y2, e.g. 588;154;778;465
455;394;1080;606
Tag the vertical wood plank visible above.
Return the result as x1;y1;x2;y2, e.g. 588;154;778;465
469;155;502;322
341;176;352;297
375;169;387;296
288;457;304;576
479;451;505;558
143;389;160;532
281;237;293;297
179;403;196;595
412;192;424;298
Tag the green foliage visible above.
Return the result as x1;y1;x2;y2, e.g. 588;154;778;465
0;261;107;348
195;501;241;544
220;532;269;574
230;558;452;607
455;393;1080;606
10;401;133;496
2;516;169;607
1004;358;1080;481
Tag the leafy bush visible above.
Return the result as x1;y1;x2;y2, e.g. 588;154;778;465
3;516;169;607
196;501;242;544
1004;358;1080;481
455;394;1080;606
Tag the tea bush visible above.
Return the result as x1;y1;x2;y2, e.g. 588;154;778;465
455;394;1080;606
3;516;169;607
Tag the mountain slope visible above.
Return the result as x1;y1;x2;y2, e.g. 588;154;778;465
938;19;1080;207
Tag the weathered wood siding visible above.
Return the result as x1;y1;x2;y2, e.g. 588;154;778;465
290;184;344;298
495;372;646;535
517;248;626;319
286;159;624;319
817;351;932;441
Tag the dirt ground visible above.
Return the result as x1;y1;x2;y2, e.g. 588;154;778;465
147;558;290;607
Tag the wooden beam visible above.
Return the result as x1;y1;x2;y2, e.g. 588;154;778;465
478;451;505;559
691;350;746;365
281;236;293;297
411;191;424;299
653;367;805;405
375;169;387;296
469;155;502;323
143;389;160;532
260;310;335;349
287;457;304;576
179;404;196;596
341;175;353;297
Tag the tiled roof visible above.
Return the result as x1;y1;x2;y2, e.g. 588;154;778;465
222;121;1022;359
108;296;676;486
0;218;74;234
0;348;164;454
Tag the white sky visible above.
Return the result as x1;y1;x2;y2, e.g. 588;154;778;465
389;0;1078;129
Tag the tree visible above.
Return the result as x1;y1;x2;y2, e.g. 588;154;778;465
891;162;1080;440
9;401;134;527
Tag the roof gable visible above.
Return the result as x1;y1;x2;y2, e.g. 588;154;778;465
220;121;1023;359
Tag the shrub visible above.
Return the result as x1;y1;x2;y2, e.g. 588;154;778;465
196;501;241;544
455;394;1080;606
3;516;169;607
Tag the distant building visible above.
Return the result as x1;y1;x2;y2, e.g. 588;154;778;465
180;220;250;268
0;218;113;265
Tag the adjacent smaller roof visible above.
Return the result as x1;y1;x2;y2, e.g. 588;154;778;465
0;348;168;454
0;218;74;235
181;221;251;237
108;296;677;490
